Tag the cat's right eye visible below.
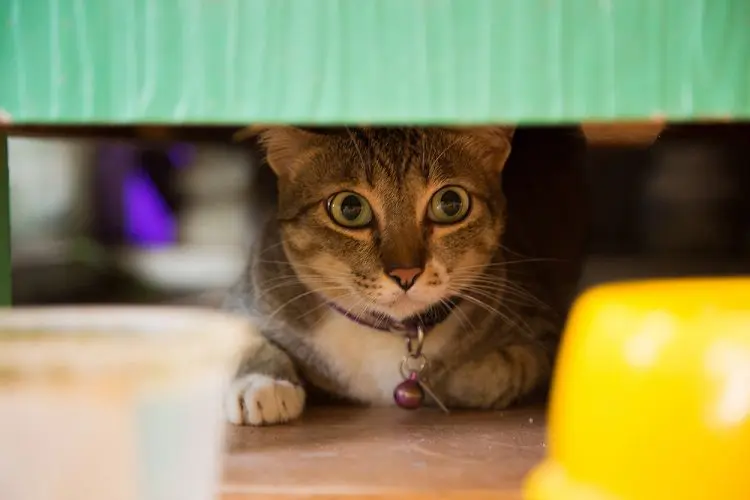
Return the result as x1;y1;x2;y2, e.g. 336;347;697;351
327;192;373;228
427;186;471;224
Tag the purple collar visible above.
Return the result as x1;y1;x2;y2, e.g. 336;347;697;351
328;299;459;336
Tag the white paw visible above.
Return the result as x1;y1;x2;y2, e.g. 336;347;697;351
224;374;305;426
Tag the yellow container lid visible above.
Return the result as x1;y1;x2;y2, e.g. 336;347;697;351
524;278;750;500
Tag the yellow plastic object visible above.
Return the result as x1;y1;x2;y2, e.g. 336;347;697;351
524;278;750;500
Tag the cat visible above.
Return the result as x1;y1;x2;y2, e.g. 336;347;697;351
223;126;588;425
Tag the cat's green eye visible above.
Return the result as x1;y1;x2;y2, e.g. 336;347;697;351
327;192;373;228
428;186;471;224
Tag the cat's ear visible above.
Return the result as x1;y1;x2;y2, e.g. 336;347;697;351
234;125;319;178
447;126;515;172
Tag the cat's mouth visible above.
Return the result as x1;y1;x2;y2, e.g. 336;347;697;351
380;290;455;320
328;297;460;334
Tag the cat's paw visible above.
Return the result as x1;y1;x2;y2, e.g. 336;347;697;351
224;374;305;426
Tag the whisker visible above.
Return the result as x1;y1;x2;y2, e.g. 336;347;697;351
450;279;546;307
449;290;505;321
262;286;351;327
254;275;338;295
450;275;551;311
256;273;323;284
346;127;368;171
420;130;426;174
457;286;540;309
429;136;460;171
486;297;542;340
492;302;543;340
347;296;370;323
299;292;361;325
254;260;354;275
453;257;564;270
448;289;536;339
307;293;373;331
253;241;286;256
499;243;532;259
442;297;474;334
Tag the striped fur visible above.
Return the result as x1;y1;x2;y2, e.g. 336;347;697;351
223;126;587;425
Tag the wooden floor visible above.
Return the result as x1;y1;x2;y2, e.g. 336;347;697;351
222;406;547;499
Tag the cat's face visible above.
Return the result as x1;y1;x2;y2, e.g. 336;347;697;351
256;127;513;320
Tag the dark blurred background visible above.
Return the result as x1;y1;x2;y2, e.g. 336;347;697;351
9;123;750;306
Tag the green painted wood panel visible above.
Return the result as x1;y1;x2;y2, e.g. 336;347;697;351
1;0;749;125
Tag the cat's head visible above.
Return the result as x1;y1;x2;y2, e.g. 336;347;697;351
253;126;513;321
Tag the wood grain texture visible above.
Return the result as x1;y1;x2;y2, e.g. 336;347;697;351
2;0;749;124
222;406;546;499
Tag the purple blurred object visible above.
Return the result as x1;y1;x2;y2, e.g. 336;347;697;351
94;143;193;247
123;169;176;246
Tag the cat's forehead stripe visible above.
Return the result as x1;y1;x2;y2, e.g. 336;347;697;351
344;128;446;184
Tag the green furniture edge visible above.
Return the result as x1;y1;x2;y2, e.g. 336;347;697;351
2;0;750;125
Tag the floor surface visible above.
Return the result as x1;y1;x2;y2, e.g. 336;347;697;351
222;406;547;499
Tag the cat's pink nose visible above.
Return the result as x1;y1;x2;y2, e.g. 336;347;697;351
387;268;423;291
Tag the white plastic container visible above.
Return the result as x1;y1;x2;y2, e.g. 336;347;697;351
0;307;249;500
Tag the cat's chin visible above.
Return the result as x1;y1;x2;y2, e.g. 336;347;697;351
326;292;454;323
378;295;444;321
331;296;430;322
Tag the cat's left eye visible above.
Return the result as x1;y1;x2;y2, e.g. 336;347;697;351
428;186;471;224
327;191;373;228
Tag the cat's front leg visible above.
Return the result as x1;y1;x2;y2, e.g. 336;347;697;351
440;342;553;410
224;332;306;426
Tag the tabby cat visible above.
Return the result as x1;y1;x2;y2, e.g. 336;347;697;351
223;126;587;425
